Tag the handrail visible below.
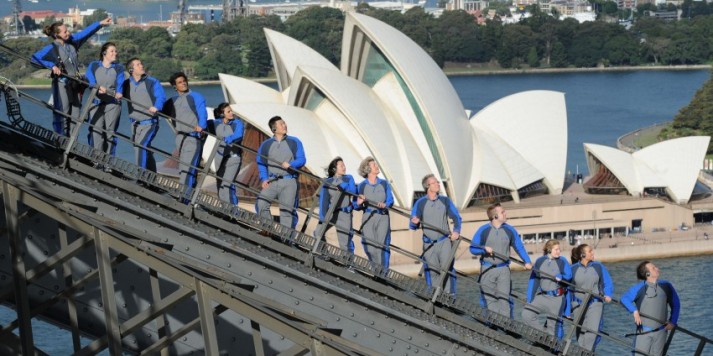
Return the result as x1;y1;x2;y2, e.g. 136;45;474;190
2;56;710;356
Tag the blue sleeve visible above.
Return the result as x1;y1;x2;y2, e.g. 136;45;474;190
318;184;328;221
507;225;532;264
409;198;422;230
446;198;461;233
86;62;98;85
666;282;680;325
193;92;207;130
31;44;56;68
621;283;642;313
559;257;572;281
353;181;365;211
289;137;306;169
346;175;356;195
69;21;103;48
152;78;166;111
526;267;538;303
257;141;269;182
470;225;487;255
600;263;615;297
224;120;244;144
384;180;394;208
115;66;125;95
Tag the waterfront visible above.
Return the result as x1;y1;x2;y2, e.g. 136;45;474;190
14;69;711;176
3;70;713;353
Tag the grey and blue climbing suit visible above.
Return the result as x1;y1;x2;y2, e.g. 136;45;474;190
86;61;124;156
355;178;394;269
215;118;244;204
409;195;462;295
315;175;356;253
31;22;104;135
164;90;207;202
255;135;306;229
570;261;614;351
470;223;531;318
123;75;165;173
522;255;572;340
621;280;680;356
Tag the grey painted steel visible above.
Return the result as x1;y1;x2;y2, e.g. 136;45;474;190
2;182;34;355
58;224;82;353
62;88;97;168
195;279;219;355
93;228;123;356
149;268;170;356
0;135;536;350
0;84;671;355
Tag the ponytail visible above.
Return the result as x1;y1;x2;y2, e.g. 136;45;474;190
43;21;64;39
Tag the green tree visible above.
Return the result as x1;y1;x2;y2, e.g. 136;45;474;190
550;41;568;67
0;38;44;82
527;46;540;67
401;7;434;50
239;15;284;78
195;33;243;79
497;24;535;68
284;7;344;64
22;16;38;32
83;9;109;27
480;19;503;63
142;57;182;81
662;70;713;153
431;10;481;65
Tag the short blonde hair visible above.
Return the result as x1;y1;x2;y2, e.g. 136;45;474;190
358;157;375;178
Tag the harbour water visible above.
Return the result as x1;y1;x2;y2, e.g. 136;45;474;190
2;70;713;353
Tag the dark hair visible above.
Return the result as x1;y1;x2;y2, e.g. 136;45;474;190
268;116;283;132
100;42;116;60
169;72;187;86
636;260;651;280
43;21;64;38
486;203;501;221
125;57;140;72
213;102;230;119
326;157;343;178
571;244;590;264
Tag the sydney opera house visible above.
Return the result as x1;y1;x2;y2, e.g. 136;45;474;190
216;10;710;226
219;12;568;210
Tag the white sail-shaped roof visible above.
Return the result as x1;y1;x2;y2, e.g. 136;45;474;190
341;12;473;208
219;14;570;209
468;90;567;202
288;66;431;205
264;28;338;92
584;136;710;203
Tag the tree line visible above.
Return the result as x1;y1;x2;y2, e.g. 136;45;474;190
3;4;713;83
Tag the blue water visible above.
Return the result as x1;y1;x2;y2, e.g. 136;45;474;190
2;0;229;23
505;255;713;355
3;70;713;353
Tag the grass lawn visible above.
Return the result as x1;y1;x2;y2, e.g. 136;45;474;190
632;124;669;148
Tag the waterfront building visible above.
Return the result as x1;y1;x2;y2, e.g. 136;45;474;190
2;10;74;30
583;136;711;204
220;11;568;210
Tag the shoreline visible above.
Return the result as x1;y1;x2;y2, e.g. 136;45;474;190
443;63;712;76
12;64;711;89
391;228;713;278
